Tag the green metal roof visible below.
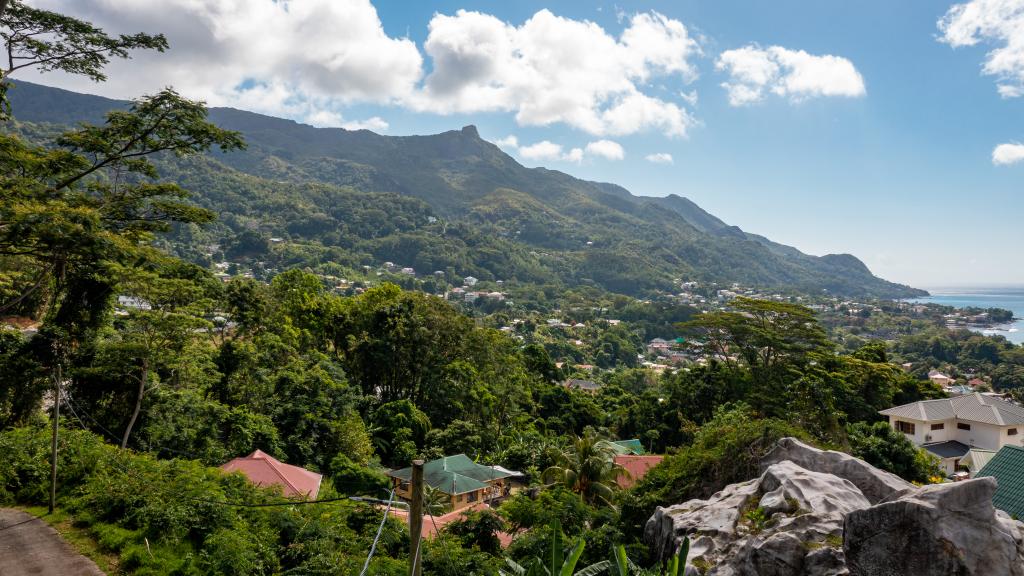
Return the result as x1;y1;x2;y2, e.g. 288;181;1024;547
977;445;1024;520
388;454;513;496
610;439;645;455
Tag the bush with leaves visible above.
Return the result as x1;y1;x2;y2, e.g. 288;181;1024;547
619;404;809;541
847;421;942;482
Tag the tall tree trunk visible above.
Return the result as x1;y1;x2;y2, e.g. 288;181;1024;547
121;359;148;449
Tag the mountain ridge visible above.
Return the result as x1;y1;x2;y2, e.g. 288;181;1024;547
5;81;926;298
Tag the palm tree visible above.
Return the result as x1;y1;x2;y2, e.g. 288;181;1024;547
422;484;452;516
542;430;629;506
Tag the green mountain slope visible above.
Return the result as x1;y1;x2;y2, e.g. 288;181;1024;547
6;81;925;298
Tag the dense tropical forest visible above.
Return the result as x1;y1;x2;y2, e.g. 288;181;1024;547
0;2;1011;575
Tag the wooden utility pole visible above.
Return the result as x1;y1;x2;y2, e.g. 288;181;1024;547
48;363;61;514
409;459;424;576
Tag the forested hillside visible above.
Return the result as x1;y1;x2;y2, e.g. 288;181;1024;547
8;81;924;299
0;2;954;574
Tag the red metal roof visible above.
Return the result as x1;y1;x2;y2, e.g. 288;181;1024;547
390;503;518;547
220;449;322;499
615;455;664;488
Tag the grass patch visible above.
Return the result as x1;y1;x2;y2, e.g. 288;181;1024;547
740;506;775;535
804;534;844;552
20;506;123;575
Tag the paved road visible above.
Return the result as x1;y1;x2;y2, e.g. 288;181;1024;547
0;509;104;576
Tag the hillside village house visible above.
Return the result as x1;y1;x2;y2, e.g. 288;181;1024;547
563;378;601;393
880;393;1024;475
928;369;955;387
609;439;663;489
388;454;522;512
220;450;322;499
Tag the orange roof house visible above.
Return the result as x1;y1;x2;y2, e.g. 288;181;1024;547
220;449;322;499
615;455;664;489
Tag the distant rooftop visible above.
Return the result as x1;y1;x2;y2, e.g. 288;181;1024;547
879;393;1024;426
388;454;517;496
220;449;322;499
563;378;600;391
921;440;970;459
963;448;997;472
610;439;645;456
615;455;664;489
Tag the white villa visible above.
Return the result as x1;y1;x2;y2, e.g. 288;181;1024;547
927;369;955;387
880;393;1024;475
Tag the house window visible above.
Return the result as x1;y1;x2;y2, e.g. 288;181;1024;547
467;491;478;502
1010;428;1019;436
896;421;915;435
931;423;944;431
958;423;971;431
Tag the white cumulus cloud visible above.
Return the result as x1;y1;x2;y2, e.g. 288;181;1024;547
519;141;576;162
715;45;866;106
507;138;625;163
27;0;422;126
939;0;1024;98
645;152;674;164
993;142;1024;164
32;2;701;137
584;139;625;160
414;9;700;136
494;135;519;149
341;117;390;132
304;110;388;132
563;147;585;163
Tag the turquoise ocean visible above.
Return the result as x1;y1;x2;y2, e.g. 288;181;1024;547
910;286;1024;345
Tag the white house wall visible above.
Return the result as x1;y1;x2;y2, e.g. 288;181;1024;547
922;419;953;443
1001;426;1024;448
888;416;928;445
952;421;1002;450
888;415;1024;452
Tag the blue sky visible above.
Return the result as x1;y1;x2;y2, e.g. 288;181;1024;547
29;0;1024;288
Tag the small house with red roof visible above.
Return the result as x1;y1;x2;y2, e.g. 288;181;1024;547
220;449;322;499
614;455;664;488
609;439;664;488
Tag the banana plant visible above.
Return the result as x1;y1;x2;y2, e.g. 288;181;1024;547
500;520;611;576
610;536;690;576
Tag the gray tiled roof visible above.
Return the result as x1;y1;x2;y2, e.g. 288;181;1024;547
921;440;971;459
564;379;601;390
879;393;1024;426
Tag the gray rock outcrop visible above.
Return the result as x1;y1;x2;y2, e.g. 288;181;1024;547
845;477;1024;576
645;437;1024;576
761;437;913;504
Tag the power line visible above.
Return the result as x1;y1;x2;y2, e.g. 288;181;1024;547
48;393;429;570
410;533;423;576
430;513;457;576
0;511;50;533
359;489;396;576
60;390;375;509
